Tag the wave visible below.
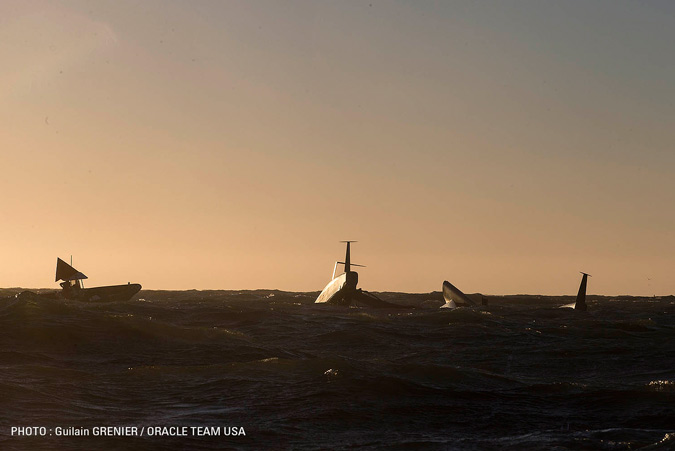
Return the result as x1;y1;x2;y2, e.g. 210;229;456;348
2;291;675;449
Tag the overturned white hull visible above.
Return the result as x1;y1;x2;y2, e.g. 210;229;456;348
315;272;357;306
441;280;486;309
315;242;409;308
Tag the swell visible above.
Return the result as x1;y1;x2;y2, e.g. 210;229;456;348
2;292;675;450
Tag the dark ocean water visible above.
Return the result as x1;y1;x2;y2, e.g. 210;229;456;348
1;290;674;450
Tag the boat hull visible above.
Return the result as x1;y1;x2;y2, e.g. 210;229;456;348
17;284;142;303
72;284;142;302
315;272;357;305
442;280;477;309
315;272;408;308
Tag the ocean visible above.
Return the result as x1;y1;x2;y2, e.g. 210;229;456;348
1;289;674;450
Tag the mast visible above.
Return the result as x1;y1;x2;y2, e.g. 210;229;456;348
345;242;351;273
339;240;357;273
333;241;364;278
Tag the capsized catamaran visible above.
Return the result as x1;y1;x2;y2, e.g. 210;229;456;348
561;272;590;311
441;280;488;309
52;257;141;302
315;242;407;308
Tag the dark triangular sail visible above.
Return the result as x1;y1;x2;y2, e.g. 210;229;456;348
55;258;88;282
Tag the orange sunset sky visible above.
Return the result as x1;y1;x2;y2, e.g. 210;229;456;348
1;1;674;295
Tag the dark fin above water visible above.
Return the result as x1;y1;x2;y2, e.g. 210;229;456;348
574;272;590;311
561;272;591;310
55;258;87;282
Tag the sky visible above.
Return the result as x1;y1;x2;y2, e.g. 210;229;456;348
1;0;673;295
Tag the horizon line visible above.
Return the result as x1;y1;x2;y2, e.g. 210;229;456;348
1;287;672;298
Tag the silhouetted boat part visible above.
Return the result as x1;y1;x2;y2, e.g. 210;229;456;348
54;258;141;302
562;272;590;311
56;257;87;283
315;242;407;308
441;280;487;309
